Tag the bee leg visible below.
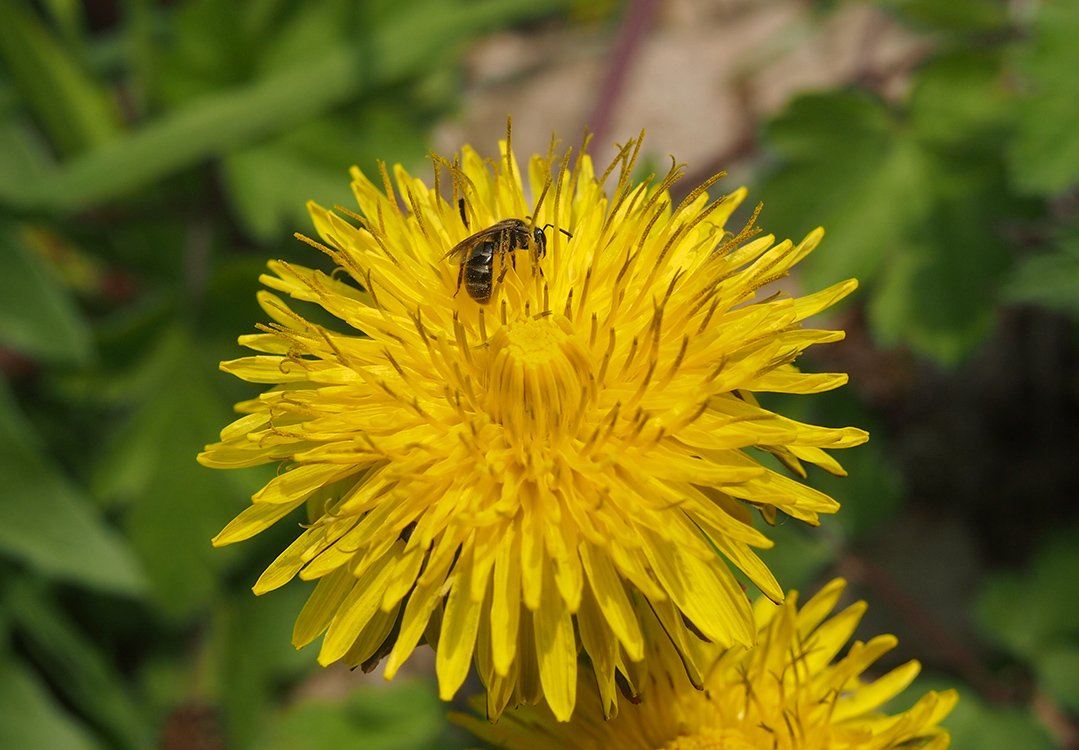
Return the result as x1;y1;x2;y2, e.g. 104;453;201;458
496;253;512;285
454;264;464;297
528;245;544;279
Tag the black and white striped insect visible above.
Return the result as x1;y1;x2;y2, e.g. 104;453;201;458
444;201;570;304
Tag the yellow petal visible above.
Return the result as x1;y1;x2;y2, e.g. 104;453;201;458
533;560;577;722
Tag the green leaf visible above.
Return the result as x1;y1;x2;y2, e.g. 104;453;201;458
262;680;446;750
40;0;85;48
14;44;368;211
0;118;56;203
759;91;927;291
934;682;1056;750
0;222;92;365
1010;1;1079;194
876;0;1009;33
10;0;572;212
222;137;352;244
0;0;120;155
762;57;1022;365
250;0;355;77
151;0;250;107
221;107;428;242
0;652;106;750
0;382;146;595
1035;644;1079;714
1005;233;1079;316
7;582;151;750
866;155;1011;365
212;586;314;750
94;326;269;619
870;51;1018;364
974;529;1079;659
908;51;1012;151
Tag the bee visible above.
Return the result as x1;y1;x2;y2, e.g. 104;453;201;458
445;200;570;304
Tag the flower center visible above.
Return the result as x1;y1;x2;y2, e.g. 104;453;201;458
501;316;565;365
485;314;591;440
660;730;758;750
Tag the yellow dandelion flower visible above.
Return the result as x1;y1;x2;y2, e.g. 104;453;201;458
458;578;958;749
198;128;868;721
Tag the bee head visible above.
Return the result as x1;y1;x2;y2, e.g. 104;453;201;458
528;223;572;259
531;227;548;258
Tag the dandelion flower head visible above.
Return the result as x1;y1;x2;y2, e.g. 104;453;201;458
198;129;868;721
459;578;958;749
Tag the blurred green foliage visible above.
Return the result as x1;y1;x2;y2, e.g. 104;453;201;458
0;0;1077;747
914;676;1057;750
759;50;1020;365
759;2;1079;365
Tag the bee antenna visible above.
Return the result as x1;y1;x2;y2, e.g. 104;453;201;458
538;222;573;239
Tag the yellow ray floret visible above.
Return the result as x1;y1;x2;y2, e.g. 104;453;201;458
199;129;868;721
457;578;958;749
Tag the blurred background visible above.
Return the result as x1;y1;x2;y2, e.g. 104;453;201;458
1;0;1077;748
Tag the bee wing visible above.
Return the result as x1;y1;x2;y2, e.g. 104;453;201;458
442;220;519;263
443;234;481;264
